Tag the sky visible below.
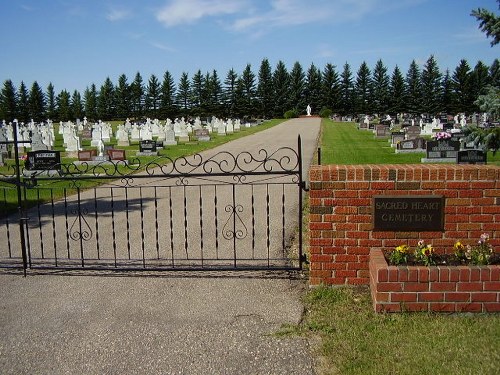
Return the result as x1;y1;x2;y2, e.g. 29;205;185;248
1;0;498;95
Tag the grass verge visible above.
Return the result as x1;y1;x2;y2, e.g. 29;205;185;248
279;286;500;375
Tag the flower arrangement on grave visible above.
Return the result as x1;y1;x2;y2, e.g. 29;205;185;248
386;234;498;266
433;131;452;140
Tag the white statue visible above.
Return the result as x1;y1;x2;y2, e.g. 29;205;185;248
97;139;104;157
306;105;311;116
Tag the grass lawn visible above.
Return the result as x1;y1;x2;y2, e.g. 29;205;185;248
285;286;500;375
320;119;500;166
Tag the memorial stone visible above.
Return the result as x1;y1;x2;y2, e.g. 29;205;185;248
456;149;487;164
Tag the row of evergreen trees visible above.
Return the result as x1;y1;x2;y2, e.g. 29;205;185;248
1;56;499;123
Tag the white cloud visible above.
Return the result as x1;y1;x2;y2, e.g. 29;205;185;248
107;8;131;22
230;0;388;33
156;0;247;27
149;41;175;52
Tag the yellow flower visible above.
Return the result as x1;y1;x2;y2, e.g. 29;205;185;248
396;245;409;253
454;241;464;251
422;245;433;257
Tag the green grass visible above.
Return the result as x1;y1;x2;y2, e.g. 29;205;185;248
321;119;500;165
282;286;500;375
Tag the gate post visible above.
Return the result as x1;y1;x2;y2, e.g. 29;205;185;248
298;135;304;269
12;122;28;276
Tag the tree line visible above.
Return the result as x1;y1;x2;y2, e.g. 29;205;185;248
0;56;499;123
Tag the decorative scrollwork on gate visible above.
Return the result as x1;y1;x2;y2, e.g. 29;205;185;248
69;207;93;241
222;204;248;240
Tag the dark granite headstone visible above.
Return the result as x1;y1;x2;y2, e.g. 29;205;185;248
139;140;157;153
25;150;61;171
426;140;460;159
456;149;487;164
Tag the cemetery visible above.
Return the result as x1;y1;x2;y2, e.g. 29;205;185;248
0;116;272;174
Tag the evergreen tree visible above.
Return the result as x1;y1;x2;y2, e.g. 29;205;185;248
177;72;191;115
339;63;354;115
388;66;405;115
355;61;372;114
233;78;246;118
405;60;422;114
305;63;322;115
288;61;305;113
0;79;17;121
489;59;500;87
207;69;223;117
57;90;72;121
257;58;274;118
97;77;115;120
28;81;46;122
420;55;442;115
160;70;176;119
441;69;454;114
83;84;98;121
272;60;289;117
241;64;257;116
71;90;83;120
115;74;131;120
223;68;238;118
17;81;29;123
130;72;144;119
452;59;473;113
321;63;340;113
470;61;491;111
46;83;56;120
371;59;390;114
471;1;500;46
191;70;205;114
145;74;161;118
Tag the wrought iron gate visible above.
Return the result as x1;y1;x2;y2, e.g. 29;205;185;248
0;134;305;273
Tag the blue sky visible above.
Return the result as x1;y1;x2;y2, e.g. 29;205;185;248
1;0;498;94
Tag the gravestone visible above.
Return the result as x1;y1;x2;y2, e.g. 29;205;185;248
25;150;61;171
107;149;126;161
138;140;158;156
163;126;177;146
194;128;210;142
456;149;487;164
375;125;389;138
78;149;97;161
422;140;460;162
405;126;421;140
390;132;405;147
396;138;426;153
0;128;9;156
359;122;368;130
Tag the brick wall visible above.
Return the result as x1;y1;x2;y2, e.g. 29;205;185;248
308;164;500;286
370;248;500;313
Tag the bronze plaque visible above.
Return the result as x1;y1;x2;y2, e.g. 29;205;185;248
373;195;444;231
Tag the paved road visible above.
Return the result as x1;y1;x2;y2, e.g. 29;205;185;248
0;117;321;375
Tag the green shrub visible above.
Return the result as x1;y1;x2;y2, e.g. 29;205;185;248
284;109;298;119
319;108;332;118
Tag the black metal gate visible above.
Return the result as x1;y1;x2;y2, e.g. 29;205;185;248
0;133;305;273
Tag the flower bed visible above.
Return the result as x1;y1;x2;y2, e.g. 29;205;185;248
369;249;500;313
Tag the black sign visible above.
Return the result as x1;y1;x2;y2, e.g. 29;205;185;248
25;150;61;171
373;195;444;231
139;140;156;152
456;149;487;164
426;140;460;159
